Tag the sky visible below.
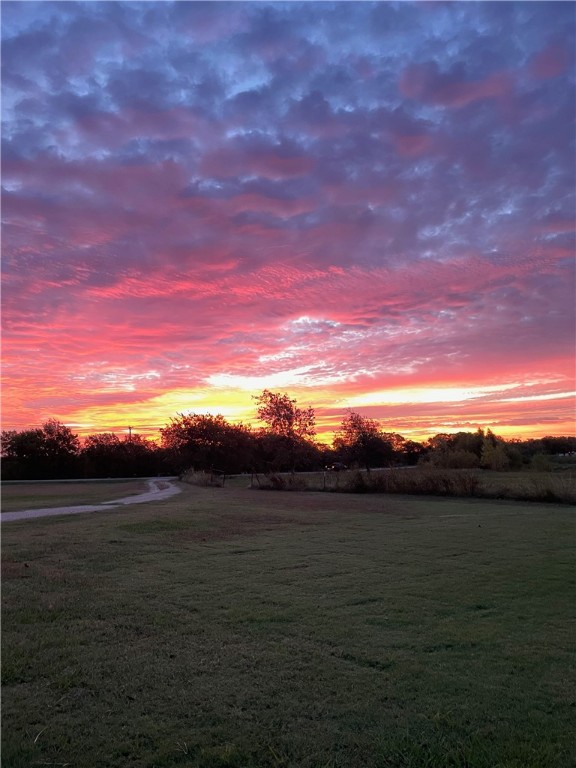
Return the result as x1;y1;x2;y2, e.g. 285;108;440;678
2;0;575;444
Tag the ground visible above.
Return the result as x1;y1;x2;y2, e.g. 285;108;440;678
2;483;574;767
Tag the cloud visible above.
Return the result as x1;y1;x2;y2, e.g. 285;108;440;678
399;60;514;108
529;42;571;80
200;134;316;180
1;1;574;441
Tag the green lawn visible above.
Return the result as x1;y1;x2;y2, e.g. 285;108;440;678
1;480;147;512
2;485;574;767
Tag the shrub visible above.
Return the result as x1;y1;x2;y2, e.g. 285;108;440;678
180;469;224;487
428;450;480;469
341;471;369;493
257;473;308;491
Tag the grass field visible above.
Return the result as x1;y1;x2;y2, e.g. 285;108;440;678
1;480;148;513
2;483;575;767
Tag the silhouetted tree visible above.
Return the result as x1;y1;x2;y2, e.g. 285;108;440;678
81;432;160;477
160;413;254;474
1;420;80;479
541;436;576;455
254;390;316;440
82;433;123;477
333;411;394;472
401;439;427;465
253;390;317;472
121;434;160;476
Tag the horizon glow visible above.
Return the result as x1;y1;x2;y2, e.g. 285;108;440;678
2;1;575;445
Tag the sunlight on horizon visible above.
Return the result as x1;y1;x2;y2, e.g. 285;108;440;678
343;384;520;407
45;380;575;446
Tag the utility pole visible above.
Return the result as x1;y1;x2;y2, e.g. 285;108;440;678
128;426;133;442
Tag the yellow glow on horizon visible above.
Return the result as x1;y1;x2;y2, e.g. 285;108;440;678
62;388;256;437
35;379;574;446
344;384;520;407
149;389;253;419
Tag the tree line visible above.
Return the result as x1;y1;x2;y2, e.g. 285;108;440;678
1;389;574;481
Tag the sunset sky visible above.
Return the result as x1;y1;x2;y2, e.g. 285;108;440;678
2;1;575;444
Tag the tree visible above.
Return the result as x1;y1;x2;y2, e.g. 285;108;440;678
82;433;123;477
254;390;316;440
121;434;160;476
2;428;43;479
541;436;576;455
160;413;254;475
81;433;159;477
333;411;394;472
401;439;427;465
1;420;80;479
461;429;486;457
425;433;456;453
480;440;510;471
42;418;80;458
253;390;317;473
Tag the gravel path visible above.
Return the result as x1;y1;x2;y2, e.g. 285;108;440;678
1;478;182;523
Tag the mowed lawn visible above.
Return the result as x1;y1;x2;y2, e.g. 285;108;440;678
2;484;574;768
1;479;148;513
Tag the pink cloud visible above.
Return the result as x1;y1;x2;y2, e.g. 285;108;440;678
393;134;432;156
529;43;571;80
226;192;317;217
76;106;219;147
399;61;514;108
201;145;315;180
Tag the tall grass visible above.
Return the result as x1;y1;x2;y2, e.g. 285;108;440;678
341;468;481;497
339;468;576;503
237;467;576;504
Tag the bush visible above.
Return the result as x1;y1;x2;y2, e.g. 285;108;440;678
341;471;369;493
427;450;480;469
180;469;224;487
256;473;309;491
